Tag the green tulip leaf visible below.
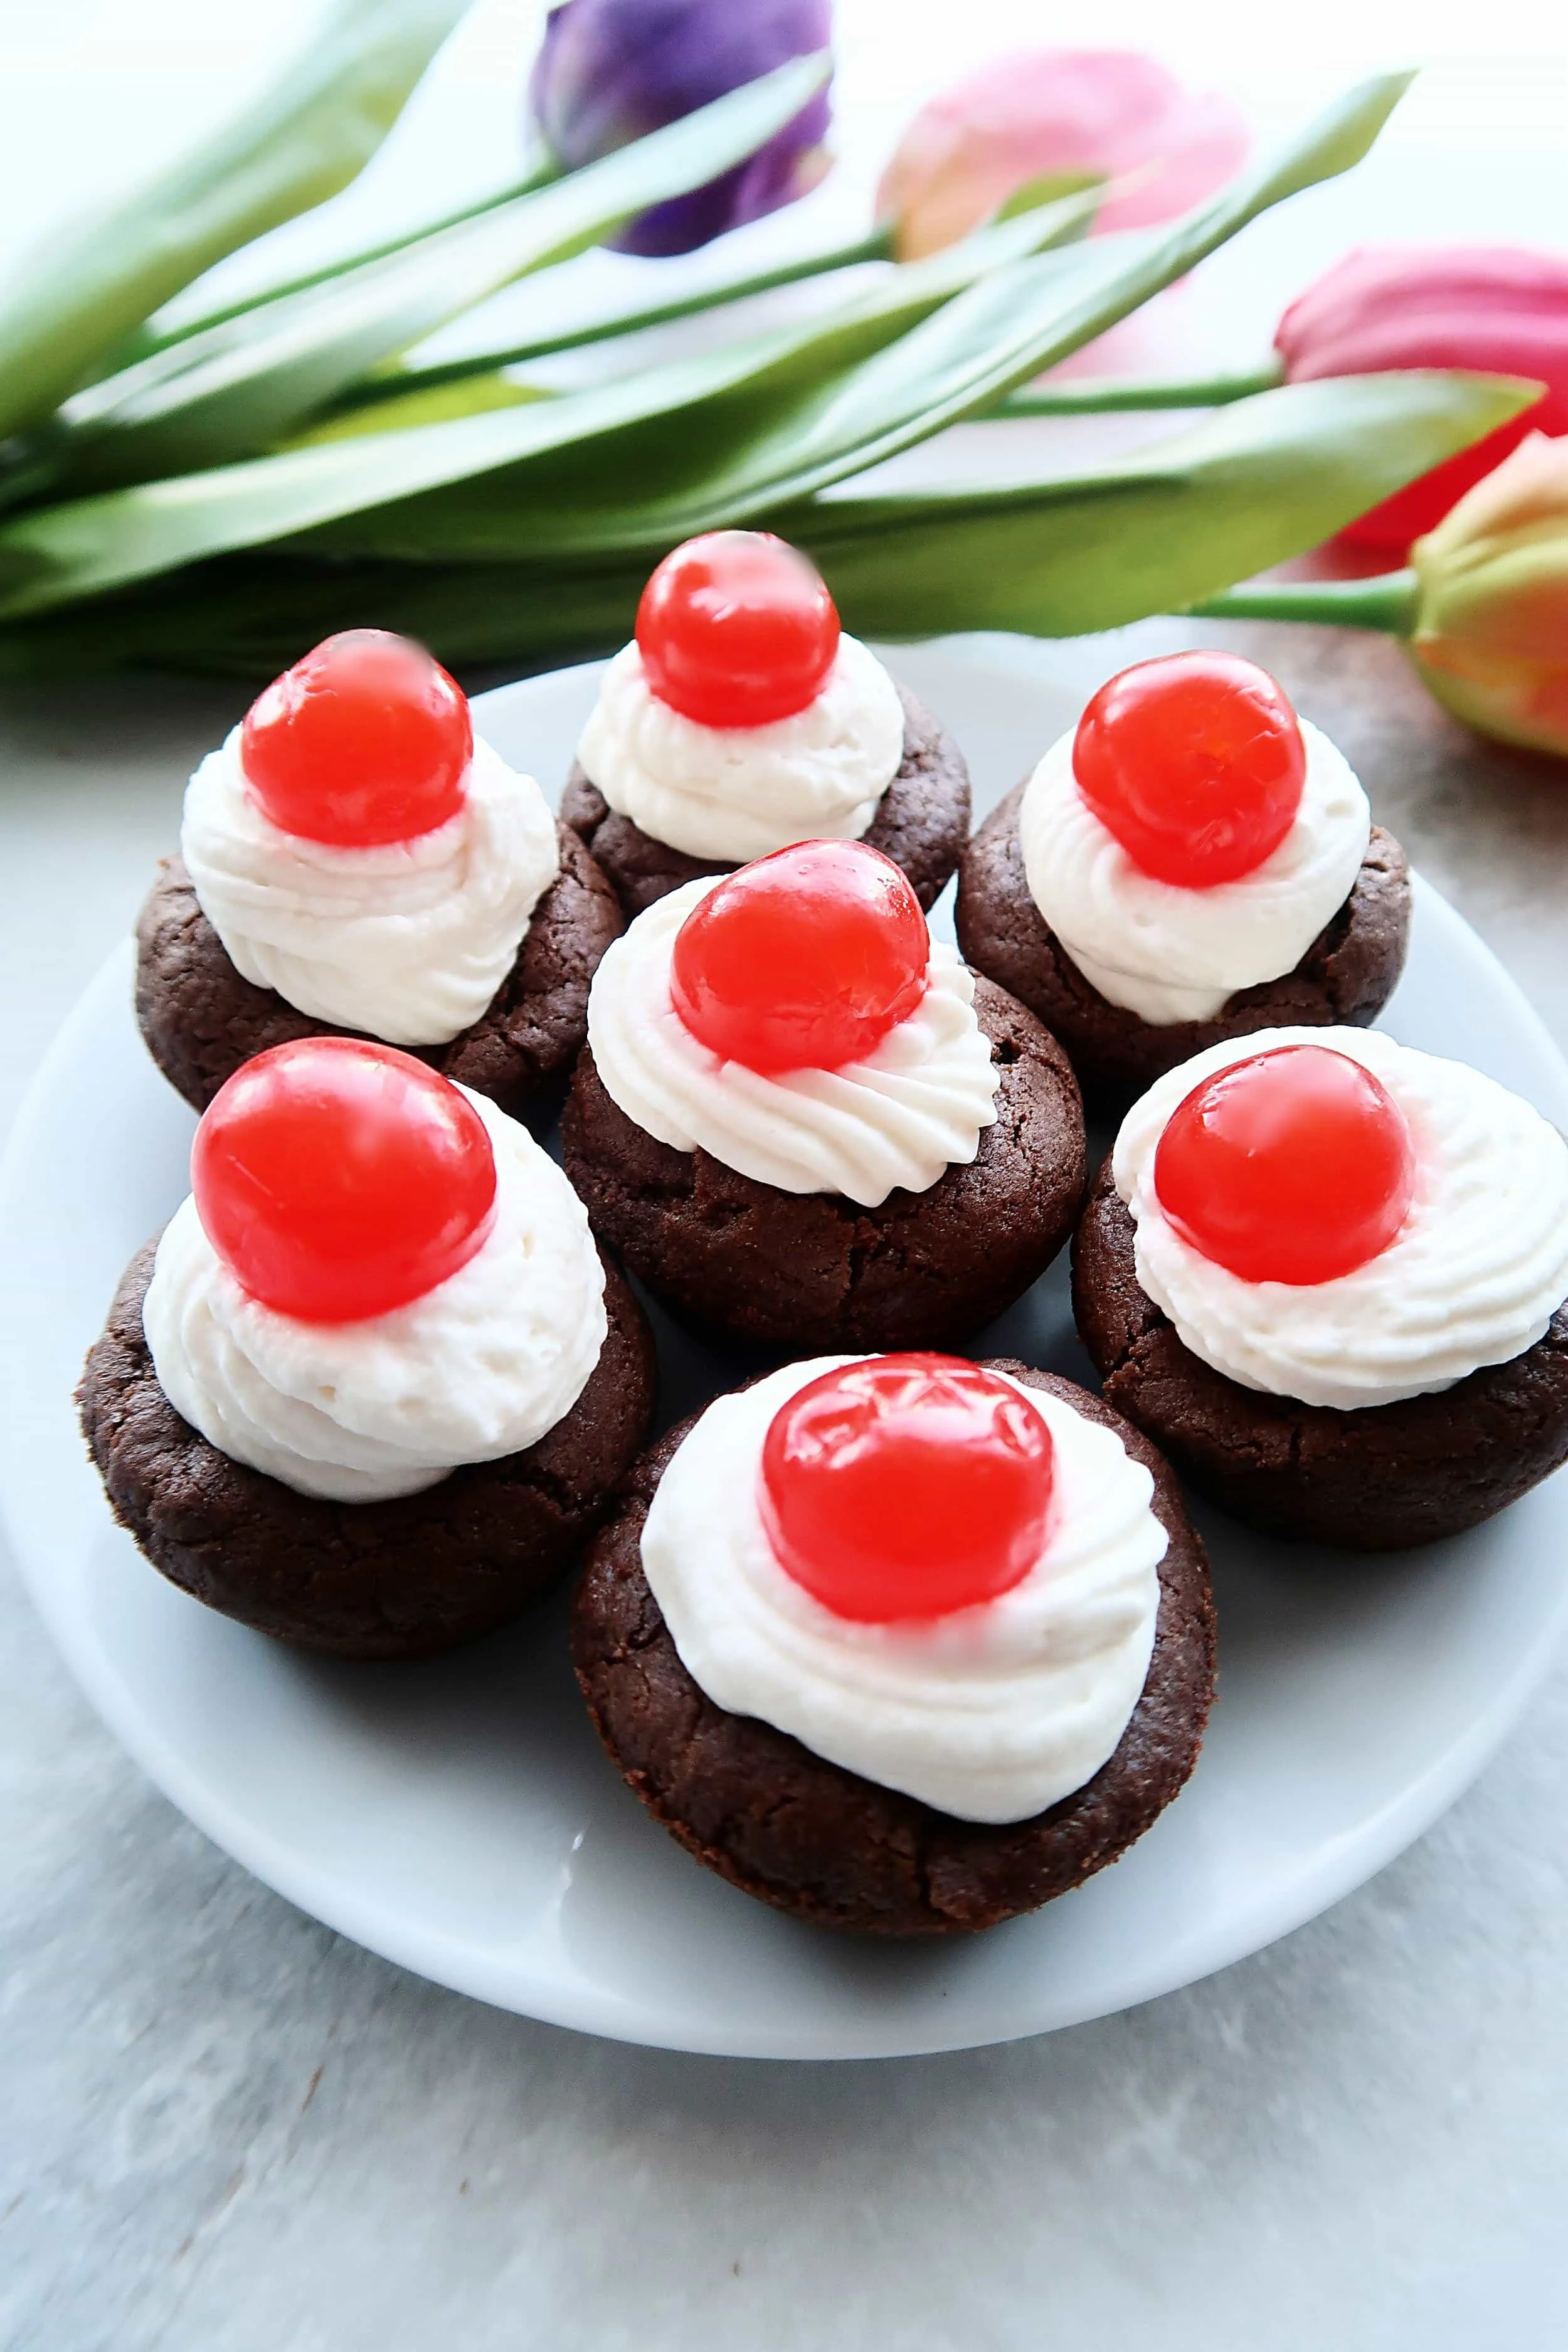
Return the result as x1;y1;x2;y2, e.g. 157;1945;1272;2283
344;226;896;404
125;164;561;368
290;70;1424;563
0;0;471;444
0;373;1535;684
0;66;1471;665
281;373;551;446
48;51;833;485
793;372;1540;636
0;197;1094;617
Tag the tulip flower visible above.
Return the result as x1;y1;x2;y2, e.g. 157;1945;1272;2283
876;50;1248;263
1406;432;1568;755
1274;247;1568;551
1190;434;1568;761
528;0;834;257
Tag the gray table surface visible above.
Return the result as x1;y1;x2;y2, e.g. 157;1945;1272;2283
3;622;1567;2349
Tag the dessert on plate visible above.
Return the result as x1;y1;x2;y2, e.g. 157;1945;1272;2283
1073;1028;1568;1548
573;1350;1216;1934
561;836;1086;1350
956;651;1411;1108
137;628;622;1115
78;1037;655;1658
560;529;971;916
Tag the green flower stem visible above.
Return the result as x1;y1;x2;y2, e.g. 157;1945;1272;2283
120;161;564;368
1187;569;1420;633
992;361;1285;415
56;52;839;485
344;226;895;407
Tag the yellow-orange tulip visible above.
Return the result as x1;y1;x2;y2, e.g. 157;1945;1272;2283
1410;431;1568;756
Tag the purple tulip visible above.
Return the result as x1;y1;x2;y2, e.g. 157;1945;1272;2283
528;0;833;257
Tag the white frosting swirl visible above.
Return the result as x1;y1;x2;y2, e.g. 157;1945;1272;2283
142;1089;607;1502
1019;718;1371;1025
576;633;906;863
640;1357;1166;1824
1113;1026;1568;1409
181;728;560;1047
586;878;1000;1207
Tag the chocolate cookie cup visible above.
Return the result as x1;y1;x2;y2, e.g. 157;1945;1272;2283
561;679;972;920
956;784;1412;1112
136;820;622;1118
572;1364;1216;1937
561;975;1086;1353
79;1239;656;1660
1073;1159;1568;1550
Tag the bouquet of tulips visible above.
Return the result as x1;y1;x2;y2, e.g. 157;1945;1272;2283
0;0;1545;715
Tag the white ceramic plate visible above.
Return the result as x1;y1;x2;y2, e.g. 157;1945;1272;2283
4;638;1568;2062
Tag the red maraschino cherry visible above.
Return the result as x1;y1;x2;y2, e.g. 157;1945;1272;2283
1153;1044;1416;1286
240;629;472;847
636;531;840;728
670;840;929;1074
760;1355;1056;1622
192;1038;497;1324
1074;651;1307;887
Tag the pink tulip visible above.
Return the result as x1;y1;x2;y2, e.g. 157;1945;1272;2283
876;50;1248;263
1276;246;1568;553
